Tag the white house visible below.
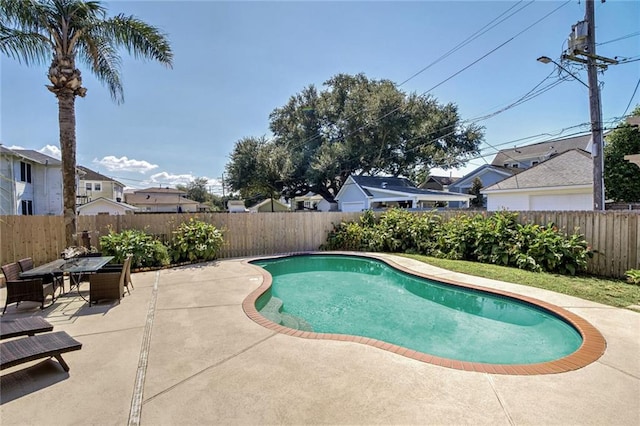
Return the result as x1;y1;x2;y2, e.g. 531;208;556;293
482;149;593;211
292;192;338;212
77;197;139;215
0;146;63;215
77;165;125;205
124;187;199;213
335;175;473;212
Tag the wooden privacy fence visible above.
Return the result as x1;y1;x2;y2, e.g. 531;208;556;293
1;211;639;278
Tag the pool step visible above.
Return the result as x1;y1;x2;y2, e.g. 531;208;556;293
259;297;313;332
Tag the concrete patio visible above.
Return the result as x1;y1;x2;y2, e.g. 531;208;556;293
1;254;639;425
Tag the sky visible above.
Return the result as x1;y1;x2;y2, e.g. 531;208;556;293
1;0;639;195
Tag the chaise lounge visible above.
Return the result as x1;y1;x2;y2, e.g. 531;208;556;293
0;331;82;372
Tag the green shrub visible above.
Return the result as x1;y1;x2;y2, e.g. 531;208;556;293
100;228;170;268
169;218;224;263
321;208;592;276
626;269;640;285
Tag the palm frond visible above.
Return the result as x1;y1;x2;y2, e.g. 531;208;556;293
0;23;50;64
99;14;173;67
77;32;123;103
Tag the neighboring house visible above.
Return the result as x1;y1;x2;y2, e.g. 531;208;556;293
491;133;592;169
248;198;290;213
292;192;338;212
334;175;473;212
77;197;138;215
447;165;518;208
77;165;124;205
482;149;593;211
124;187;199;213
0;146;63;215
227;200;248;213
419;175;459;191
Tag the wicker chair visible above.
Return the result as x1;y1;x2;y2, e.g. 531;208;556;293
1;263;54;314
100;255;133;295
88;256;130;305
18;257;65;295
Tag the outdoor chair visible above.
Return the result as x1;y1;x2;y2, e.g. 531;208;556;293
1;263;54;314
18;257;65;295
88;256;129;305
100;255;134;295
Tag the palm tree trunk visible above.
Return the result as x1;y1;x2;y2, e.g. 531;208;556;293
58;92;77;247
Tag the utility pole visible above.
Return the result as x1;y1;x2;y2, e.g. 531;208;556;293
563;0;617;210
585;0;604;211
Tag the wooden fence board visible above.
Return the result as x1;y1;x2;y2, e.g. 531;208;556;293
1;211;638;278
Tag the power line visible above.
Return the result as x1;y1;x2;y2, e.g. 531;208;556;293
597;31;640;46
621;78;640;118
272;1;571;156
397;0;533;86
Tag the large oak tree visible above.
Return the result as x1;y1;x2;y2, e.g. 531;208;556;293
226;73;483;201
1;0;172;245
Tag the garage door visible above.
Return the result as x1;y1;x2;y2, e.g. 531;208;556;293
340;201;366;212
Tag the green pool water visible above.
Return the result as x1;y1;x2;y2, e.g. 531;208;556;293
252;254;582;365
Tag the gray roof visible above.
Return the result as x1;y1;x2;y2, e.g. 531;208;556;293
491;133;592;167
4;148;62;166
483;149;593;191
350;175;471;199
77;165;123;186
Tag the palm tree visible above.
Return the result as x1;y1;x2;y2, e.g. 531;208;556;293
1;0;172;246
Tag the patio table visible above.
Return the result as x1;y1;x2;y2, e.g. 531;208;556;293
20;256;114;303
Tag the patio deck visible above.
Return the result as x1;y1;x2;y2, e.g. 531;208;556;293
1;254;638;425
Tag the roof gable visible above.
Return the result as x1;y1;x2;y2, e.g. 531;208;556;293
483;149;593;192
491;133;592;167
449;165;516;188
77;197;138;211
77;165;123;186
8;148;62;166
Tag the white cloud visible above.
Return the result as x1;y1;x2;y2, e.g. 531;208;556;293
93;156;159;173
146;171;196;187
6;145;25;150
39;145;61;159
140;173;224;194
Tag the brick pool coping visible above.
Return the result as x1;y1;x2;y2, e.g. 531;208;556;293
241;253;607;375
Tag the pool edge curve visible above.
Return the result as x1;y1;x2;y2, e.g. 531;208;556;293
241;252;607;375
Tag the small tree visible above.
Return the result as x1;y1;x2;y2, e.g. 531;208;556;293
604;108;640;202
468;177;484;208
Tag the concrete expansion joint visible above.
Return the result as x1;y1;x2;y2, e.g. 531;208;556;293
485;373;515;426
141;332;279;406
155;303;239;311
596;360;640;380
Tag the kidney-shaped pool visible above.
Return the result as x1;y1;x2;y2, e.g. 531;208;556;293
243;254;606;374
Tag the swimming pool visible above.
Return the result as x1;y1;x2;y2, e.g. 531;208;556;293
243;253;606;374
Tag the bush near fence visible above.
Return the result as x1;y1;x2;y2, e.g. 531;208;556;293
1;211;638;278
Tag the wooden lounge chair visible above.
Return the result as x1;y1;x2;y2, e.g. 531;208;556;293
88;256;130;305
18;257;65;295
0;331;82;372
0;317;54;340
2;263;54;314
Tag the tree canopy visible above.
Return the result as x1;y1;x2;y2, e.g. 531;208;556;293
604;107;640;203
226;73;483;201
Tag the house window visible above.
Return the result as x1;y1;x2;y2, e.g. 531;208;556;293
94;183;101;191
20;162;32;183
85;183;92;191
21;200;33;215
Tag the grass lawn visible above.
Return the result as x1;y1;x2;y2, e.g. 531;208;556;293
400;254;640;309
